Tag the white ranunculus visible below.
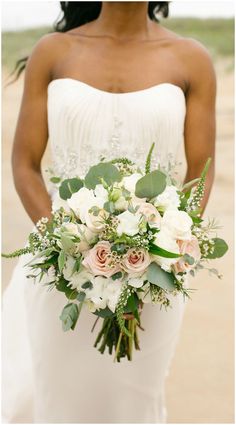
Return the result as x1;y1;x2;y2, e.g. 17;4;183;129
68;267;94;291
161;209;193;240
154;185;180;211
152;229;180;272
116;210;141;236
122;173;143;193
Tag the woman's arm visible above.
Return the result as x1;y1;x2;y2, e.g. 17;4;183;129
11;34;60;224
183;39;217;214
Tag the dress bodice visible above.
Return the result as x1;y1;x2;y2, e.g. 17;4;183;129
47;78;186;178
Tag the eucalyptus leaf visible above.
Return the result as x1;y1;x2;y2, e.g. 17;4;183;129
147;262;176;291
60;303;79;331
58;250;66;273
81;281;93;290
206;238;228;259
183;253;195;265
59;178;84;200
77;292;86;302
84;162;122;189
61;234;75;252
135;170;166;199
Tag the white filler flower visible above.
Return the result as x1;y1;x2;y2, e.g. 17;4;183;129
154;185;180;211
116;210;141;236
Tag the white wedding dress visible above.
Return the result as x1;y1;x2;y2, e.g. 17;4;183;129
2;78;187;423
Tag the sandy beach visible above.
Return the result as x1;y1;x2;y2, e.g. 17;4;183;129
2;58;234;423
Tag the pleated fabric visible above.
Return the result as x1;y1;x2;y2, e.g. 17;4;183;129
2;79;187;423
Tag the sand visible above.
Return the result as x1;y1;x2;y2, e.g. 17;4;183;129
2;58;234;423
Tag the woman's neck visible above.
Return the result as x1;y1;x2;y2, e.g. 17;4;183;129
95;2;153;40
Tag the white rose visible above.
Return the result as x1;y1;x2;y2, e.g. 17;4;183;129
63;222;80;236
122;173;143;193
83;209;108;233
152;229;180;272
116;210;141;236
154;185;180;211
161;209;193;240
76;224;97;252
67;187;97;220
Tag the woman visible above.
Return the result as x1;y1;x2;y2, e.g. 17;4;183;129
2;2;216;423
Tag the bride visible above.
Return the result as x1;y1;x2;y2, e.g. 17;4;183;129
2;2;216;423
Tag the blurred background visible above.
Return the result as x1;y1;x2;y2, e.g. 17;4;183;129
2;1;234;423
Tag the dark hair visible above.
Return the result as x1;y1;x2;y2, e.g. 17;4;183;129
11;2;169;81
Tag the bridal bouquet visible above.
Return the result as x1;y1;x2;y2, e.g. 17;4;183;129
3;144;228;361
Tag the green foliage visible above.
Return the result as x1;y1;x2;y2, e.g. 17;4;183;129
115;285;134;337
60;303;79;331
145;143;155;174
135;170;166;199
183;254;195;265
147;262;176;291
57;277;78;300
206;238;228;259
84;162;122;189
93;307;115;318
149;243;181;258
58;250;65;273
2;246;31;258
59;178;84;200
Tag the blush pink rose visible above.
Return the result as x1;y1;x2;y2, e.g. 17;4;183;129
173;235;201;274
121;248;151;277
138;203;161;228
82;241;120;277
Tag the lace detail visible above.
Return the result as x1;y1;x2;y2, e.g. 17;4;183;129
52;146;78;178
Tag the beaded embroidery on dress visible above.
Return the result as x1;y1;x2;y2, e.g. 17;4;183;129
2;78;187;424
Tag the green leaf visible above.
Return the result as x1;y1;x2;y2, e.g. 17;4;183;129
60;303;79;331
149;243;181;258
104;201;115;214
58;250;66;273
124;293;140;313
111;271;123;281
135;170;166;199
61;234;75;252
147;262;176;291
206;238;228;259
59;178;84;200
93;307;115;318
50;176;61;184
183;253;195;265
182;178;200;191
57;277;78;299
84;162;122;189
81;281;93;290
77;292;86;302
